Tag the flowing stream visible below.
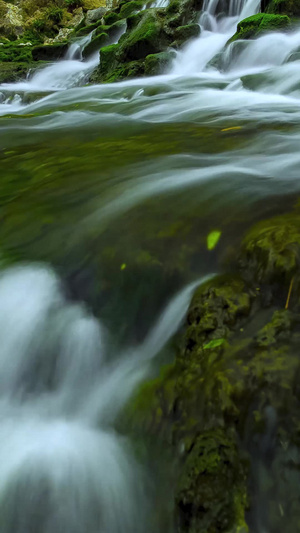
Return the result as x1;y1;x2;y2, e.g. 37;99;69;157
1;0;300;530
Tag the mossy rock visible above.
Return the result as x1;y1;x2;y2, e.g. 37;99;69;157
31;42;68;60
144;50;175;74
176;430;248;533
239;213;300;286
102;11;121;25
228;13;291;42
126;11;144;30
119;0;145;19
173;22;200;42
81;30;108;57
120;11;168;61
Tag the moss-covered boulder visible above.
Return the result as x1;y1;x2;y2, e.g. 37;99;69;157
176;430;248;533
102;11;121;25
144;50;175;74
171;22;200;47
119;0;145;19
32;42;68;60
228;13;291;42
81;30;108;56
239;213;300;287
120;11;168;61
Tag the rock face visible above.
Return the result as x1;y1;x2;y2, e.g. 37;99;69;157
127;211;300;533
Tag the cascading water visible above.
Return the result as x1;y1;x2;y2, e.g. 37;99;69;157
0;264;207;533
172;0;260;73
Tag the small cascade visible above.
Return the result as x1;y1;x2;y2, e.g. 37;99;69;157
65;32;95;61
0;264;207;533
171;0;260;74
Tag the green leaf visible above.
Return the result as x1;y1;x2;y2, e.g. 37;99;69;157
207;230;221;250
203;338;225;350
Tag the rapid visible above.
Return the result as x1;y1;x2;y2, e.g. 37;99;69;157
0;0;300;530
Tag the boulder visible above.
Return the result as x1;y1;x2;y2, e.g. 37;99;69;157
86;6;107;25
144;50;175;74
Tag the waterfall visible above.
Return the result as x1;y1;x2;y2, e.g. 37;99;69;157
0;264;210;533
172;0;260;73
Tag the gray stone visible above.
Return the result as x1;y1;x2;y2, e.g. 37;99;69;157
86;7;107;24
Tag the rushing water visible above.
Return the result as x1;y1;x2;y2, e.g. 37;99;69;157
1;0;300;530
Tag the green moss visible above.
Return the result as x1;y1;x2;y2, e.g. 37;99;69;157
119;11;167;61
0;61;33;82
173;22;200;41
228;13;291;42
102;11;121;25
239;213;300;285
119;0;144;18
176;430;249;533
81;31;108;57
144;50;175;74
0;43;33;63
98;42;119;73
